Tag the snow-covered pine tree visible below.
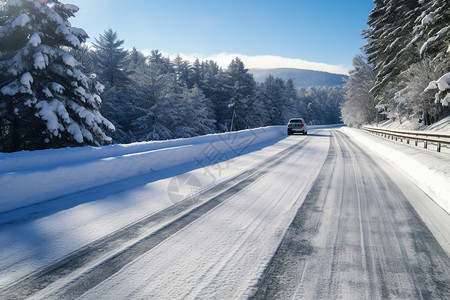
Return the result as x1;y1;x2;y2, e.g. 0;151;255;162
129;47;146;69
148;49;173;75
173;85;216;138
189;58;203;88
69;43;94;75
414;0;450;107
260;74;287;125
100;86;138;143
244;87;267;129
282;78;297;122
257;76;297;126
99;47;147;143
173;55;191;88
200;60;229;131
0;0;114;152
295;86;344;125
363;0;423;106
92;28;130;89
341;55;376;128
414;0;450;60
126;52;176;141
394;59;441;125
225;57;256;131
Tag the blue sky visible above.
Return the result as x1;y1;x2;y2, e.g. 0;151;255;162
68;0;374;74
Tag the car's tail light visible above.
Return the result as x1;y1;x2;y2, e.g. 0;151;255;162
301;124;304;127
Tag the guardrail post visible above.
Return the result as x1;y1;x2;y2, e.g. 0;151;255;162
414;140;418;146
424;141;428;149
407;138;410;144
437;143;441;152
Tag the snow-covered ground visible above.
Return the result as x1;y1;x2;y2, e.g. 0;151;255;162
0;126;287;213
427;115;450;131
0;125;449;299
371;114;450;131
69;133;330;300
370;115;450;153
341;127;450;215
0;128;327;291
358;115;450;214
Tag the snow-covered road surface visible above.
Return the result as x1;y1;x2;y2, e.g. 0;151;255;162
0;128;449;299
252;130;450;299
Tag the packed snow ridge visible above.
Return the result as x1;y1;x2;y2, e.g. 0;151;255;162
342;123;450;215
0;126;286;213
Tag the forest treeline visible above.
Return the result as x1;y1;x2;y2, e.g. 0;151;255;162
342;0;450;128
0;0;344;152
80;29;344;144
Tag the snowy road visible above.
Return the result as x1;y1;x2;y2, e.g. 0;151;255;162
253;130;450;299
0;128;449;299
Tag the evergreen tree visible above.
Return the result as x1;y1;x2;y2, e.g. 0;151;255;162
98;48;147;143
282;78;297;121
92;28;130;89
200;60;229;131
173;55;191;87
100;86;139;143
296;86;344;125
174;85;216;137
363;0;422;105
360;0;450;125
396;59;446;125
414;0;450;107
128;47;147;68
189;58;203;88
260;75;291;125
148;49;173;75
256;76;298;127
341;55;376;128
0;0;114;152
415;0;450;60
225;57;256;130
69;44;94;75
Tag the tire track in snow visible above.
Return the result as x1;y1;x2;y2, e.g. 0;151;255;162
0;137;311;300
251;130;450;299
250;131;337;299
72;131;331;299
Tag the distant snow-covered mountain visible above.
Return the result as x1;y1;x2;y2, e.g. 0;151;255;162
249;68;348;87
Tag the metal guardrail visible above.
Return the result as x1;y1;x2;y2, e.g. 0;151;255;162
362;126;450;152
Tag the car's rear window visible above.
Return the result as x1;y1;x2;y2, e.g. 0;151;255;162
289;120;303;123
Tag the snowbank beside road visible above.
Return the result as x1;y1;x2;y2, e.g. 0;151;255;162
341;127;450;214
0;126;286;213
1;126;286;173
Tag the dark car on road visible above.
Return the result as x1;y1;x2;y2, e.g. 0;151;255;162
287;118;307;135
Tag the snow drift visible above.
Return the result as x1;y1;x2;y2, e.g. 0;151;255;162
341;127;450;215
0;126;285;213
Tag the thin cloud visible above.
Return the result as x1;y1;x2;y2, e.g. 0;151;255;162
163;52;349;75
